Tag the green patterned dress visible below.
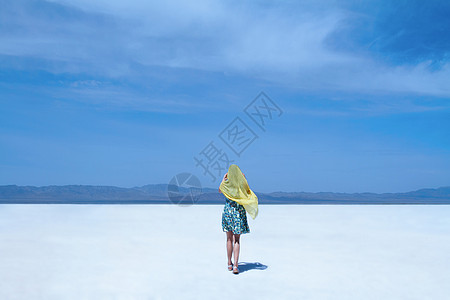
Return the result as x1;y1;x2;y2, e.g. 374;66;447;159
222;197;250;234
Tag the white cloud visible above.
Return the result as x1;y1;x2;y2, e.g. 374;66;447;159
2;0;450;97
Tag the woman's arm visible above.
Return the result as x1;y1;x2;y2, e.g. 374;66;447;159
218;173;228;193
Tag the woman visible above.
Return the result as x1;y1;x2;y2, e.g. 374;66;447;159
219;164;258;274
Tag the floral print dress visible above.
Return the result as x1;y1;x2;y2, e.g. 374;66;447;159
222;197;250;234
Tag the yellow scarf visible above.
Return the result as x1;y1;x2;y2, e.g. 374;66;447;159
219;164;258;220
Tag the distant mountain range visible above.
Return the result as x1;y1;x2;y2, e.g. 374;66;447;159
1;184;449;204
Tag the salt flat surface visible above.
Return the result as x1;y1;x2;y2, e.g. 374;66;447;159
0;204;449;300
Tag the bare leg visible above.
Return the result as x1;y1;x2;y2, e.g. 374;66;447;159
233;234;240;267
226;231;233;265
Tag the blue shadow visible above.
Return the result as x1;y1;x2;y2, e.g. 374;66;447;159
237;262;268;273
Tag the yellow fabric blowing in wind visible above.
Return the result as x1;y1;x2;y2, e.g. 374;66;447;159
219;164;258;220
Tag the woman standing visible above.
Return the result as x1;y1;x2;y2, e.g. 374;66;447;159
219;164;258;274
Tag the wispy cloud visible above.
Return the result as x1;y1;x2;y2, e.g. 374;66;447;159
2;0;449;98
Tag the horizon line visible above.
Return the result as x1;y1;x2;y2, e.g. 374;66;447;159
1;183;449;195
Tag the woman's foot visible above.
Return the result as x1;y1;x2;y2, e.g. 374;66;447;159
227;263;233;271
232;265;239;274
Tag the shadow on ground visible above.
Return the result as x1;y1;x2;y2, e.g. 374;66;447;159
237;262;268;273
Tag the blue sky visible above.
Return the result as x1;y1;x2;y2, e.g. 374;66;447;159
1;0;449;193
